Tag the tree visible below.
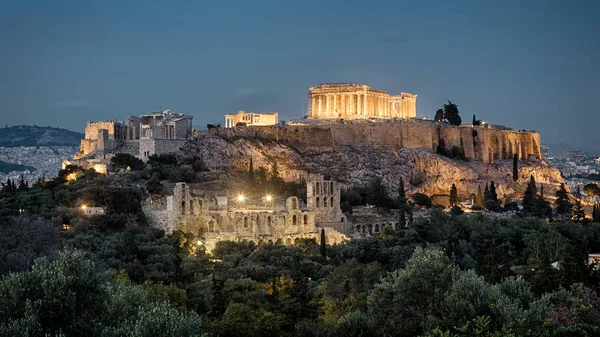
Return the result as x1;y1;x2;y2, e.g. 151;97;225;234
248;157;255;185
583;183;600;198
593;204;600;222
472;114;481;126
512;154;519;181
398;177;406;200
555;183;572;216
398;208;406;228
365;177;392;208
443;101;461;126
476;185;484;208
111;153;145;171
449;184;458;206
146;175;164;194
523;176;537;211
320;229;327;258
571;200;585;222
489;181;498;202
434;109;445;122
412;193;432;208
483;183;490;203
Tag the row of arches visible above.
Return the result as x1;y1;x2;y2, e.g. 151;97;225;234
313;181;335;196
351;221;405;235
315;196;335;208
181;199;205;216
241;213;309;228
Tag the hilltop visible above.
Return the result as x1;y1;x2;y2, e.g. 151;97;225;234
180;123;564;201
0;125;83;147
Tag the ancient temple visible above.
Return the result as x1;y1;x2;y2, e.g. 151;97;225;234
307;83;417;120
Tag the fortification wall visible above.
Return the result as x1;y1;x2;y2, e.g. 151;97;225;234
85;121;116;140
209;120;541;164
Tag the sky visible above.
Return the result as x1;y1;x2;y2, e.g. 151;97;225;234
1;0;599;149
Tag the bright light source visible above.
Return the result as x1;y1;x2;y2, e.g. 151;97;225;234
81;204;87;210
197;240;202;246
266;195;272;202
237;195;245;202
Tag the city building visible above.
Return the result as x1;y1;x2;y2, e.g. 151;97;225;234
307;83;417;119
540;144;549;159
224;110;279;128
565;150;586;162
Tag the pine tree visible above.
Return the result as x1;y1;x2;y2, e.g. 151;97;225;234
571;199;585;222
398;177;406;200
320;228;327;258
476;185;483;207
489;181;498;202
512;154;519;181
449;184;458;206
555;183;572;216
434;109;445;122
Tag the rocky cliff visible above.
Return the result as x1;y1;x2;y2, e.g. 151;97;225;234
180;129;564;201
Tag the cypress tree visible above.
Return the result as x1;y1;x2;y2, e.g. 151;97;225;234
489;181;498;202
449;184;458;206
540;184;544;199
320;228;327;258
483;183;490;202
512;153;519;181
408;207;414;224
248;158;255;185
398;177;406;200
475;185;483;207
398;208;406;228
523;176;538;212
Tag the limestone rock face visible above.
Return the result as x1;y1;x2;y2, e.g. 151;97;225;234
182;132;564;201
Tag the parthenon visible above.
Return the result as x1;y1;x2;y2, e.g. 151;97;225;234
307;83;417;120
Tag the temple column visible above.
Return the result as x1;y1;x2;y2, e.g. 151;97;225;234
311;96;316;117
318;96;322;117
333;94;337;117
326;95;331;117
341;94;346;117
363;94;367;116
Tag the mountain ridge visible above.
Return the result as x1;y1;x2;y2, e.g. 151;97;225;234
0;125;83;147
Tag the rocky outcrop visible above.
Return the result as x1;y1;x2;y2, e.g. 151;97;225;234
181;131;564;201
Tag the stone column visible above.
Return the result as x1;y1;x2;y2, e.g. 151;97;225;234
363;94;367;116
333;94;337;117
326;95;331;117
311;96;317;117
318;96;323;117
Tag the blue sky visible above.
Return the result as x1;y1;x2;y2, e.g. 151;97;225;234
1;0;599;149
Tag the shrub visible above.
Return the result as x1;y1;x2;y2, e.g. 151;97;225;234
412;193;432;208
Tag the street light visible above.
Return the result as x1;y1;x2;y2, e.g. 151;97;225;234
265;195;273;209
237;194;245;209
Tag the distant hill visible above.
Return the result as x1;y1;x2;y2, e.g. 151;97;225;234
0;160;36;174
545;143;599;158
0;125;83;147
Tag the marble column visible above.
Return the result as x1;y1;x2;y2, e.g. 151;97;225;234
318;96;322;118
312;96;316;117
333;94;337;116
363;94;367;116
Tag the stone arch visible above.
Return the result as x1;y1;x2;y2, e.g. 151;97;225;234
330;182;334;194
316;182;320;195
244;216;248;228
375;224;380;232
304;214;308;225
316;197;320;207
256;215;260;227
268;215;272;226
361;225;366;234
189;200;194;215
286;238;292;245
268;239;273;245
181;201;186;215
368;224;373;234
324;197;327;207
292;214;297;225
198;200;203;214
330;197;334;207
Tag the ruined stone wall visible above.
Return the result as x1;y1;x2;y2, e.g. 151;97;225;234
209;120;541;164
84;121;117;140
